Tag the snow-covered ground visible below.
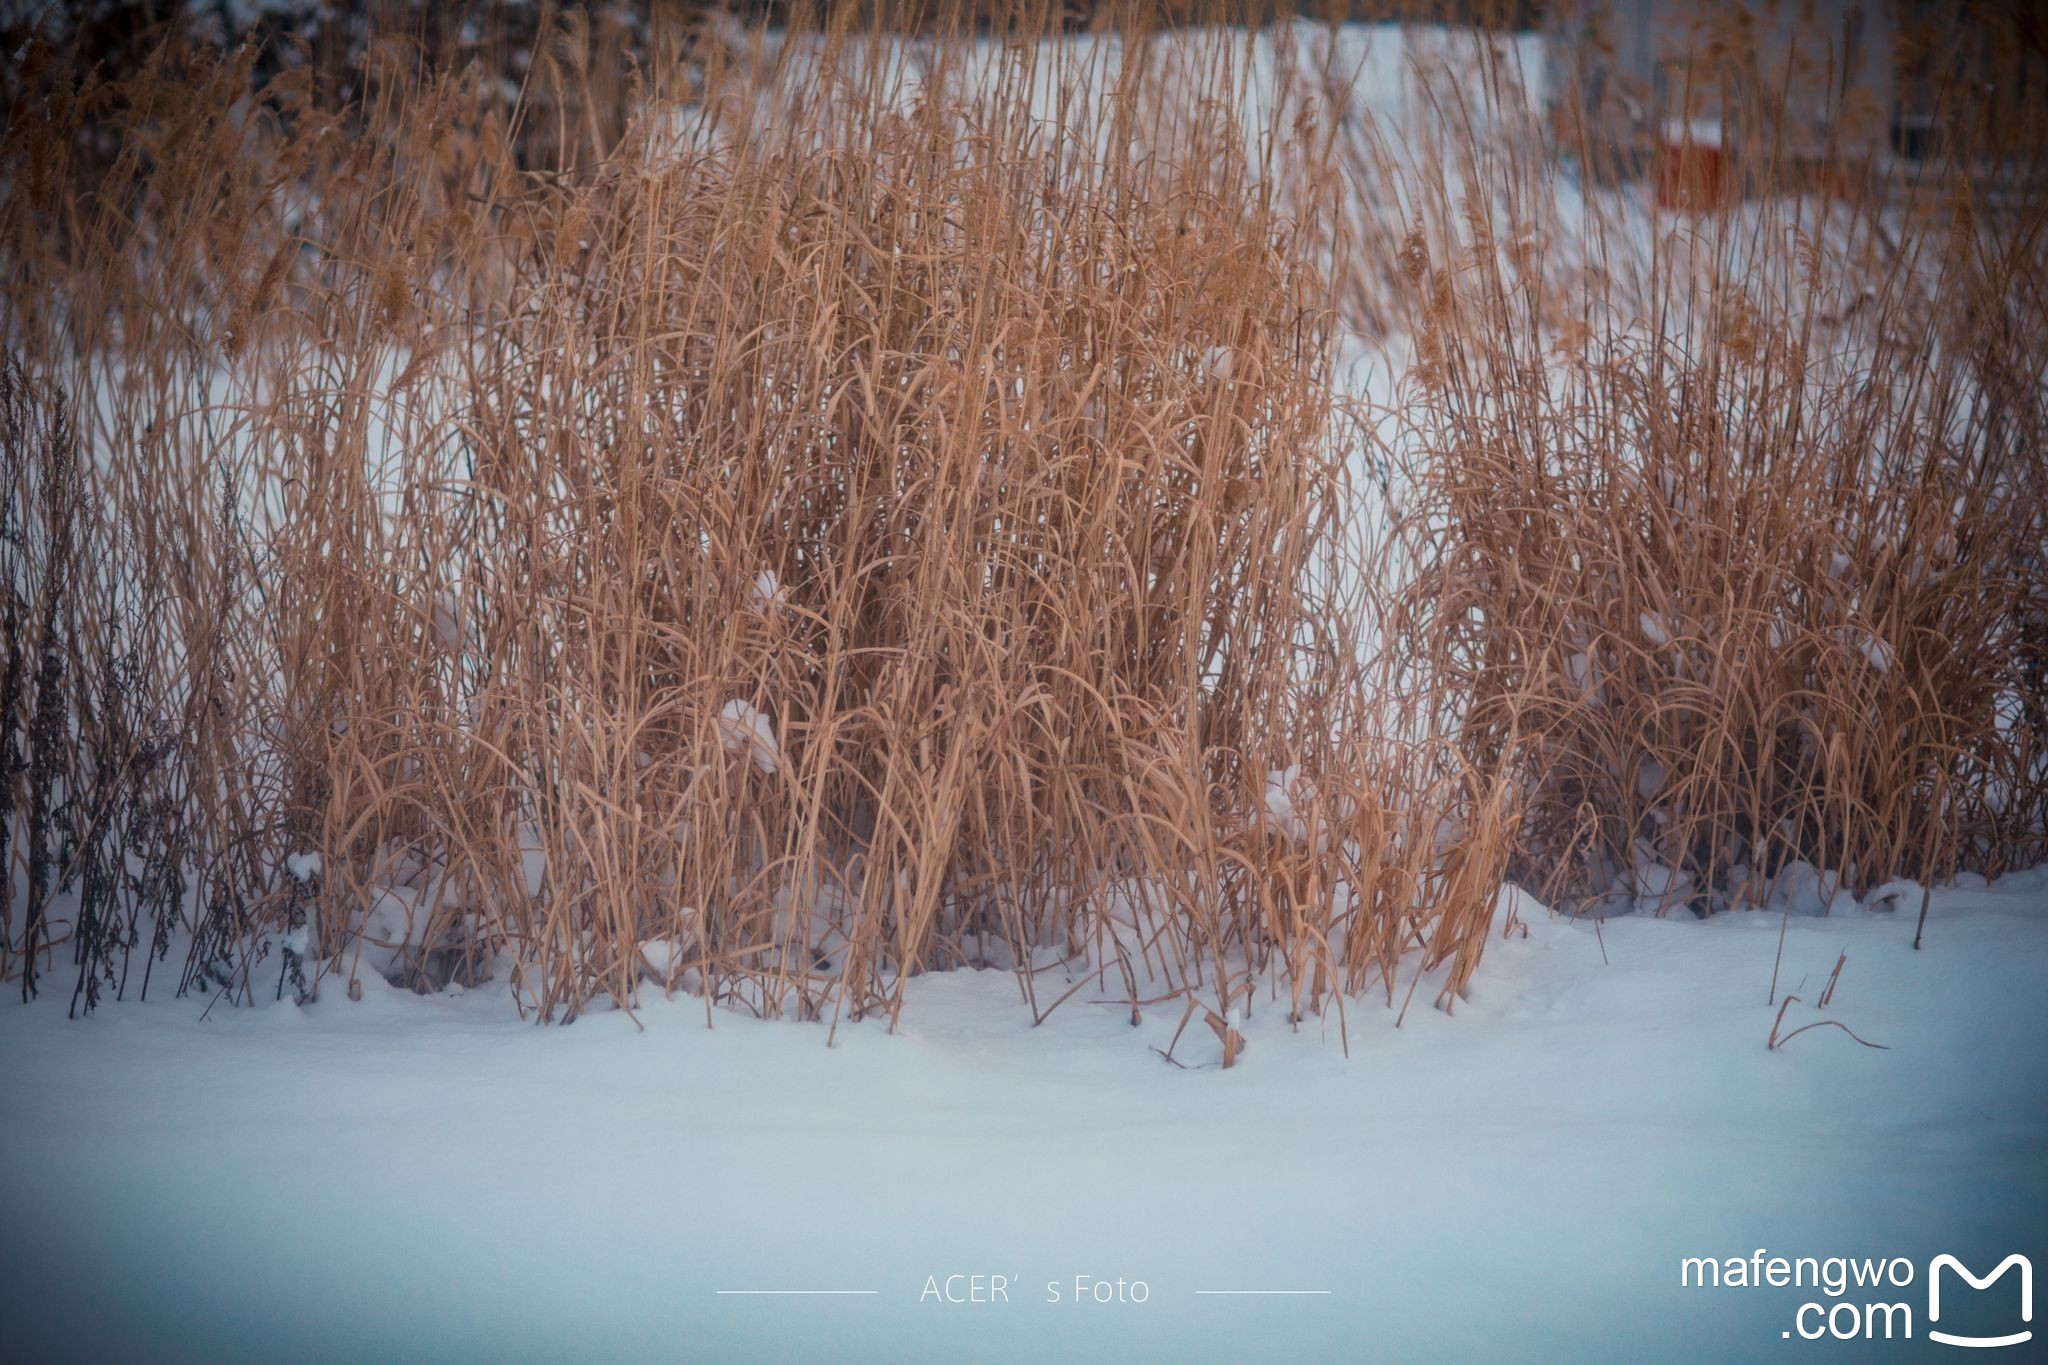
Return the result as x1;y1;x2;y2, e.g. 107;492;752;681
3;872;2043;1362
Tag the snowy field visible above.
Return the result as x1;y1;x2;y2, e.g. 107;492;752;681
3;10;2042;1362
4;872;2044;1362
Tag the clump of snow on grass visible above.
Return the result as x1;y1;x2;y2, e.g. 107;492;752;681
717;698;780;775
281;912;316;958
1862;877;1924;912
749;569;783;611
285;851;322;882
352;883;435;979
1262;765;1311;841
638;919;700;988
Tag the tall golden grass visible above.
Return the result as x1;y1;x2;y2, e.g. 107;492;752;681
1367;2;2048;920
1;2;2041;1034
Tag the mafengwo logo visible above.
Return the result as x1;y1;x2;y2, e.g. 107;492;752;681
1680;1251;2032;1345
1928;1254;2032;1349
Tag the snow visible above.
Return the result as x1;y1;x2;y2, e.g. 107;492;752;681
1625;838;1697;914
11;13;2041;1360
353;883;432;979
1262;764;1311;841
637;930;697;989
1662;117;1724;149
716;697;781;776
1837;625;1895;673
3;870;2043;1361
1635;756;1665;799
279;917;314;957
1863;878;1925;912
517;823;547;898
1767;859;1844;917
431;588;463;652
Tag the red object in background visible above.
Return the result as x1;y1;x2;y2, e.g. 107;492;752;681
1657;120;1725;212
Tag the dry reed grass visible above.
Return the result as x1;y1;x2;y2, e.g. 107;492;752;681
1;1;2041;1038
1;2;1480;1035
1367;2;2048;922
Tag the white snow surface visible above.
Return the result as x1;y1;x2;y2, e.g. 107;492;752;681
2;870;2044;1361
